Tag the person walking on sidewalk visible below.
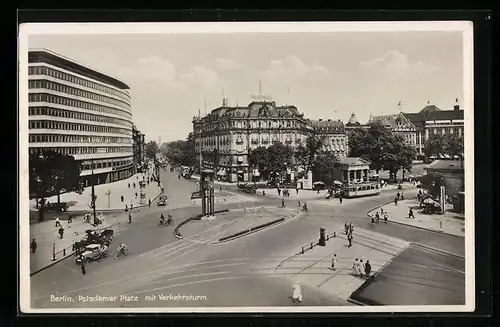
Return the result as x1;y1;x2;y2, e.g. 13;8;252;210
384;212;388;223
128;212;133;224
331;254;338;271
364;260;372;277
281;199;285;209
55;217;61;228
58;226;64;239
409;207;415;219
148;198;151;207
347;233;353;247
30;239;37;253
396;191;400;200
344;222;349;235
339;195;343;204
394;197;398;206
277;188;281;196
401;192;405;201
349;222;354;236
296;187;299;195
358;259;364;276
352;258;359;276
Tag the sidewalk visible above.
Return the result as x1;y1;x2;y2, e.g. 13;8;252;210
29;212;125;273
368;198;465;237
29;170;162;213
271;225;409;301
256;188;329;201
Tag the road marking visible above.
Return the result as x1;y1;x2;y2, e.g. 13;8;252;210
149;271;232;285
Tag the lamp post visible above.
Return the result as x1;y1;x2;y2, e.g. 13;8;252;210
90;158;97;221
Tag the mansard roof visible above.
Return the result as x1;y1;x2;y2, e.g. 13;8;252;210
308;119;345;133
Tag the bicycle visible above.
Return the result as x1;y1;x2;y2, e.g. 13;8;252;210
113;248;128;258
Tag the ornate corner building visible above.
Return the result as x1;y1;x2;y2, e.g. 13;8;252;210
27;49;134;186
192;99;348;182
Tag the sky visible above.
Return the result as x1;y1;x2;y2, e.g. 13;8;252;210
28;29;464;144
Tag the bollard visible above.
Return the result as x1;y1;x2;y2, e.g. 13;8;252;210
52;242;56;261
63;248;66;256
301;247;304;254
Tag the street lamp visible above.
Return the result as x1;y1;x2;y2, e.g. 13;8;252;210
90;158;97;222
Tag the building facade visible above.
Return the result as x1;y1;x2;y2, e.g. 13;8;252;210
402;104;464;159
192;99;348;182
132;125;146;172
368;112;418;150
28;49;134;186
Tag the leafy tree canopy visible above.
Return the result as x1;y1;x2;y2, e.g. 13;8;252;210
145;141;159;159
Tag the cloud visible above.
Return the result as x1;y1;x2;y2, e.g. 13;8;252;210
360;50;440;75
262;56;334;81
215;58;244;71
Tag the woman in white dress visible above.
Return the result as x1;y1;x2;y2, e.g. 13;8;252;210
292;281;303;303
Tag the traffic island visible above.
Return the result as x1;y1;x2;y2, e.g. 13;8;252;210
177;207;298;244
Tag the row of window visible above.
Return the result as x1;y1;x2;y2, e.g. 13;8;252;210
29;146;132;156
29;93;132;119
431;127;462;135
196;121;305;133
29;79;130;110
29;134;132;144
29;120;131;136
29;66;130;102
29;107;132;128
81;159;133;171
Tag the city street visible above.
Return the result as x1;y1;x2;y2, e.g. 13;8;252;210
30;167;465;308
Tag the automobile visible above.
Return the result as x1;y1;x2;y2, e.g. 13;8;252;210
312;181;326;190
75;243;108;264
157;194;168;206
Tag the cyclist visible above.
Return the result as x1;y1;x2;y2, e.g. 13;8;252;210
117;242;128;254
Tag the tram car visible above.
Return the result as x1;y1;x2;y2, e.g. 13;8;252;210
341;182;381;198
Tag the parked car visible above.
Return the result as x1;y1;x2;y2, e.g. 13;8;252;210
45;202;69;212
238;183;257;194
75;243;108;264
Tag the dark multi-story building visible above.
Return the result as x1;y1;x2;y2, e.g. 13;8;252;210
132;125;146;172
28;49;134;186
192;98;348;182
402;103;464;159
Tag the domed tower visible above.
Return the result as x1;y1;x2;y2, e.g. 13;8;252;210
346;113;360;126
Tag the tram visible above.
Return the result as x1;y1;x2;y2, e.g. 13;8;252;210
341;182;380;198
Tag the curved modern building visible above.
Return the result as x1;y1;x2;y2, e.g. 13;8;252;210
28;49;134;186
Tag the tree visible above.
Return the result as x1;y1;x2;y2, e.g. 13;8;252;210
248;146;270;180
266;142;294;181
349;122;416;179
145;141;159;159
419;174;444;199
312;151;340;187
423;133;463;162
29;150;84;222
423;134;444;159
304;135;325;171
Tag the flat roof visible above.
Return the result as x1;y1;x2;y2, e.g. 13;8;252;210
28;48;129;90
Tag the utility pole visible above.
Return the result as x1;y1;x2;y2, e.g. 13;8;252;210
106;189;111;209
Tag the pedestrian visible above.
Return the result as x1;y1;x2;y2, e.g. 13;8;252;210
30;238;37;253
296;188;299;195
68;215;73;224
130;203;133;211
339;196;343;204
352;258;359;276
349;222;354;235
380;207;384;215
128;212;132;224
277;188;281;196
58;226;64;239
358;259;364;276
135;192;138;199
401;192;405;201
297;199;301;208
371;216;375;225
409;207;415;219
397;191;400;200
394;197;398;206
348;234;353;247
121;195;124;202
262;190;266;196
375;212;380;223
128;183;130;188
148;198;151;207
384;212;388;223
125;204;128;212
281;198;285;209
133;182;136;188
331;254;338;271
292;281;303;303
364;260;372;277
344;222;349;235
81;261;86;275
55;217;61;227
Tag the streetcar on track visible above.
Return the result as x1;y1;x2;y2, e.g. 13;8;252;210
341;182;380;198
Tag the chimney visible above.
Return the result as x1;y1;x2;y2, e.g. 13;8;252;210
454;104;460;111
319;119;323;122
327;119;331;122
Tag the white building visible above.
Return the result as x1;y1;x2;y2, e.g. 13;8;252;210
28;49;134;186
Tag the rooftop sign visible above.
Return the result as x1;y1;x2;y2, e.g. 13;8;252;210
251;94;272;101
